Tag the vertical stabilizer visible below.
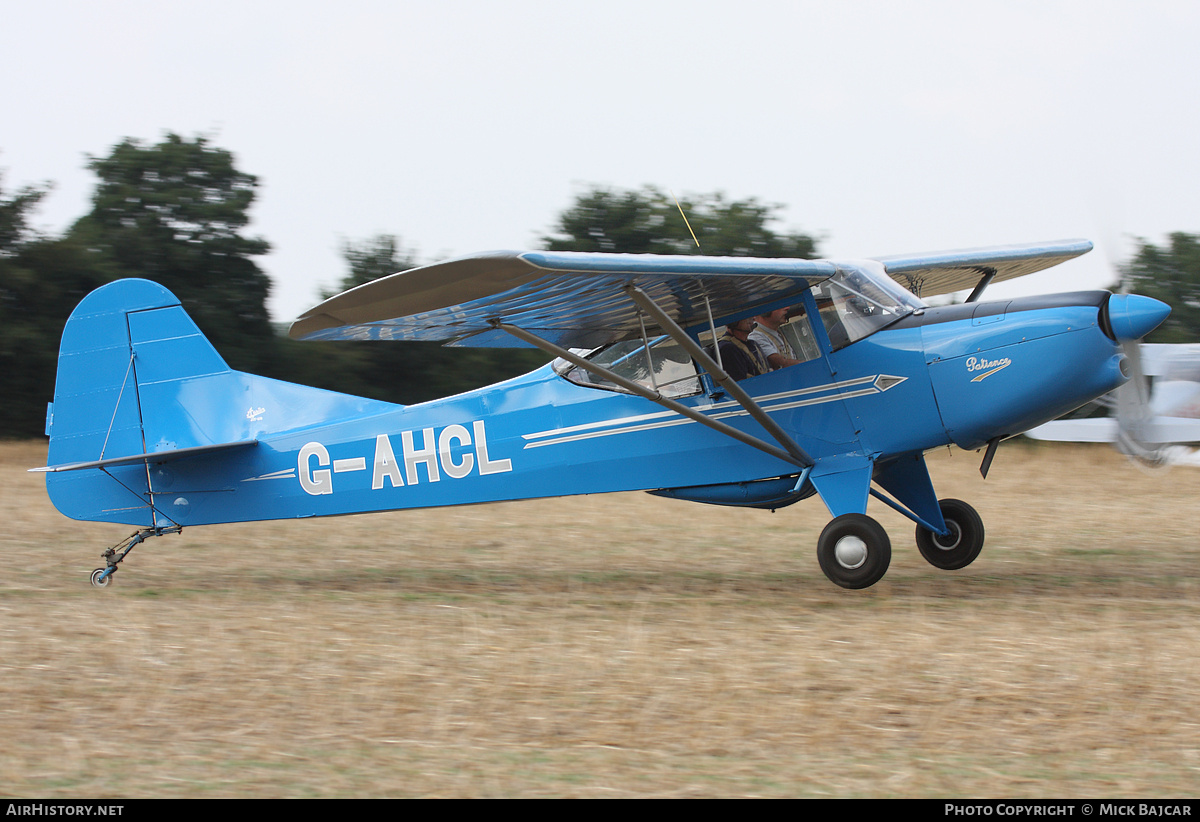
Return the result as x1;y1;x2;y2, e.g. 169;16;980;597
43;279;400;526
45;280;196;525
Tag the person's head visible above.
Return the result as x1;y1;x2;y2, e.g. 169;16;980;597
756;308;788;330
725;318;756;339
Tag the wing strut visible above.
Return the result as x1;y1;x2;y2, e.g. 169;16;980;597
965;267;997;303
495;322;807;469
623;285;815;468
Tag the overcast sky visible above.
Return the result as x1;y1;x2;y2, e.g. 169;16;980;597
4;1;1199;321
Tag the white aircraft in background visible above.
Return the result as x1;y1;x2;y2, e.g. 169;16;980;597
1026;343;1200;466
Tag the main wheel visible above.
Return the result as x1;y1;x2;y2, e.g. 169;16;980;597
90;568;113;588
916;498;984;570
817;513;892;589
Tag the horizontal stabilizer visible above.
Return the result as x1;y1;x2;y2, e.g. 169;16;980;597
33;439;258;474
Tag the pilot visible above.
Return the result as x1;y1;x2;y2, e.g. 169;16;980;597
717;318;769;381
749;308;802;370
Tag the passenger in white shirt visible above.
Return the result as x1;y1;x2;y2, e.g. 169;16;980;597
749;308;802;370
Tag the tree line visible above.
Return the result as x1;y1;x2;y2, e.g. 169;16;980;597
0;134;829;437
4;134;1198;438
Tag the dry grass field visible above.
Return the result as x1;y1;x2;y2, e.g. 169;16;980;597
2;438;1199;798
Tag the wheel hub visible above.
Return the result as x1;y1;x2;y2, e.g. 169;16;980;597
934;521;962;551
834;535;868;569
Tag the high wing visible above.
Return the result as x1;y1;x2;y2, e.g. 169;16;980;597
1023;418;1119;443
873;239;1094;300
291;251;837;349
1026;416;1200;445
1140;343;1200;381
291;242;1095;347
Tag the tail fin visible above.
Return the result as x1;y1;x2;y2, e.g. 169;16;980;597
42;279;398;526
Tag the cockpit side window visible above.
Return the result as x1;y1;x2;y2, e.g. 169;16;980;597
561;335;702;398
779;308;822;363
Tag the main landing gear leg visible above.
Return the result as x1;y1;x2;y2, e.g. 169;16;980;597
90;525;182;588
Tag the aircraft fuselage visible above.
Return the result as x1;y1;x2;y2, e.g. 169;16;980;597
46;287;1142;529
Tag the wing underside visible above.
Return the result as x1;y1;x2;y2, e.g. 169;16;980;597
874;239;1094;299
291;251;837;349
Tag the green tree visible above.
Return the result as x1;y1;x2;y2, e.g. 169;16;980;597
69;133;275;371
1119;233;1200;343
0;173;49;254
543;185;820;258
331;234;417;294
0;174;117;436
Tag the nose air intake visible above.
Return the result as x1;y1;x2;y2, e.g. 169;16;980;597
1104;294;1171;341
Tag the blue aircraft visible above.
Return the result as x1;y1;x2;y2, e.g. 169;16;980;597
36;239;1171;589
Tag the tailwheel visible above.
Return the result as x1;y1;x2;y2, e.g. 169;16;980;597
916;498;984;570
817;513;891;589
87;525;182;589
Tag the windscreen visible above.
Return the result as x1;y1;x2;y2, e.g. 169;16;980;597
814;263;925;350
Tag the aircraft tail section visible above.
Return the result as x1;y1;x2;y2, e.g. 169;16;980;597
42;279;399;525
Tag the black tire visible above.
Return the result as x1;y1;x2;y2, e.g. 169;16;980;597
817;513;892;589
916;498;984;570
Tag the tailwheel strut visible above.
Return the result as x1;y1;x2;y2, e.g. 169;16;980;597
90;525;182;588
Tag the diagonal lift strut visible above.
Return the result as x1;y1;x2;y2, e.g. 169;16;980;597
493;285;815;470
622;284;814;467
